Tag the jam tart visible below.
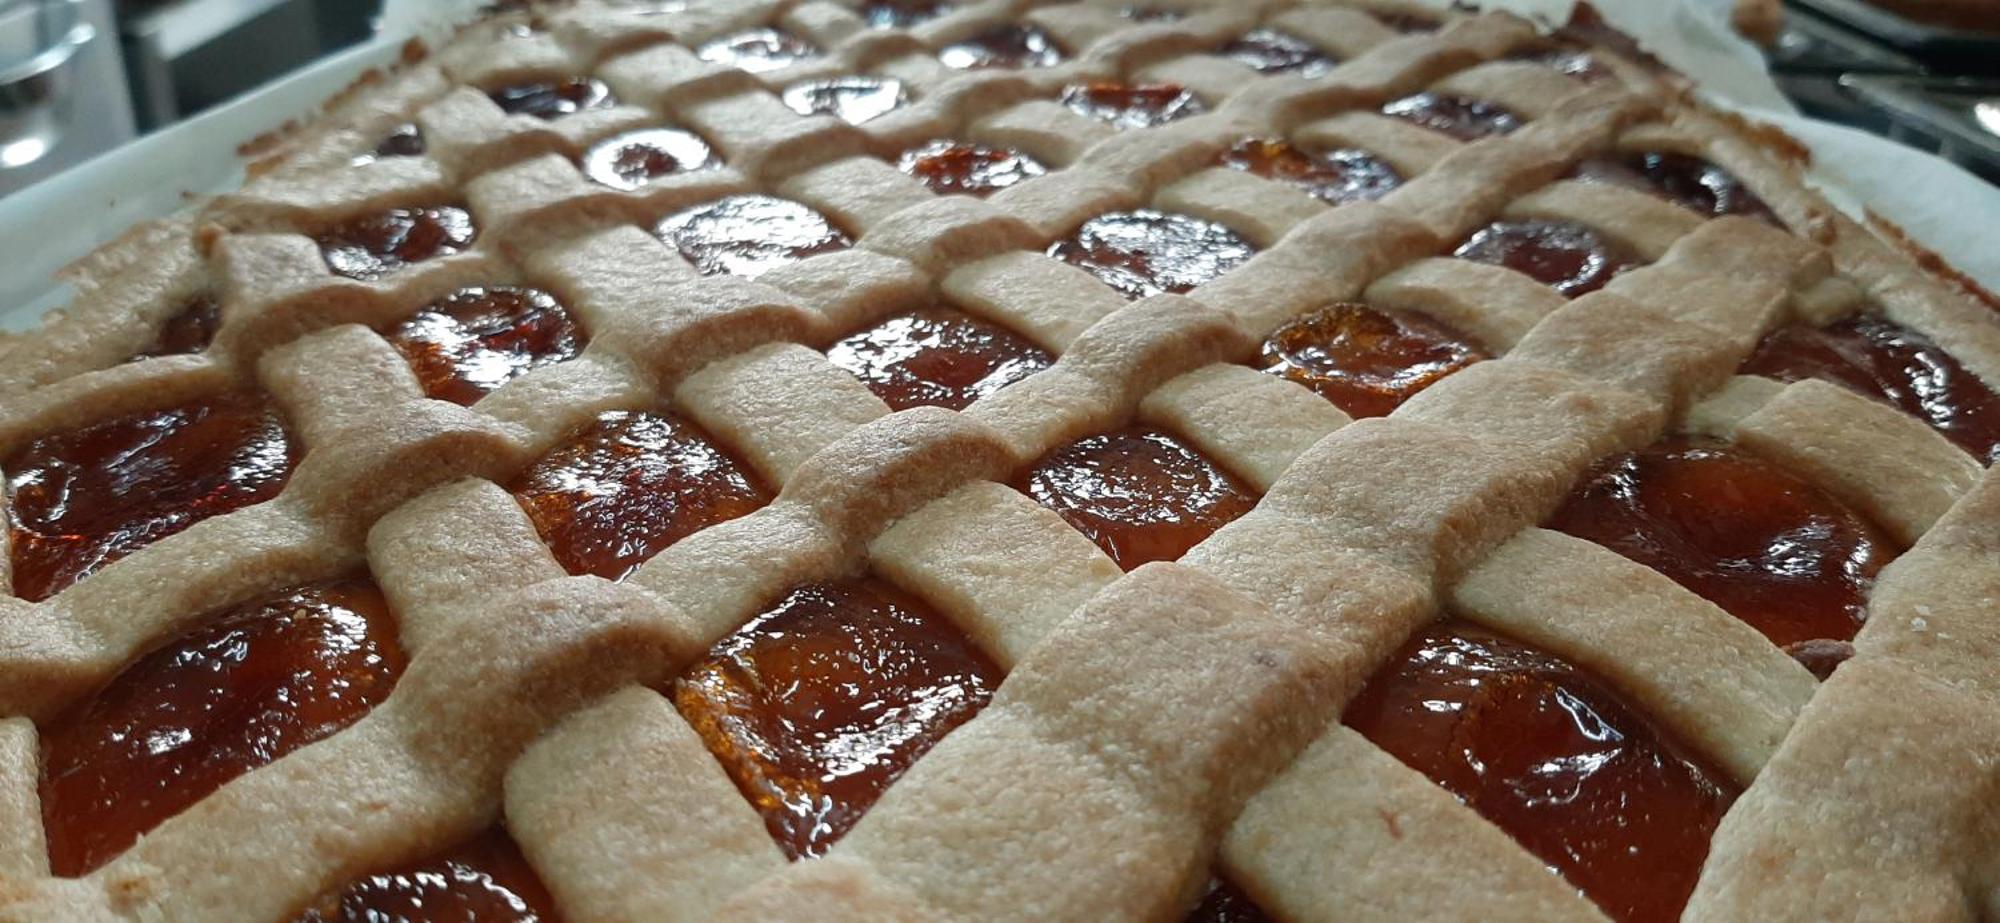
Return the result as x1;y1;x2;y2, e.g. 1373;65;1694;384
1;1;1997;922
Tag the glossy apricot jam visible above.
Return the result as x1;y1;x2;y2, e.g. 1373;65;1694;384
292;826;558;922
1047;210;1256;300
511;411;769;581
6;392;297;602
1017;427;1258;569
1220;28;1336;77
385;286;585;406
1346;620;1736;923
41;577;403;876
781;76;907;125
1184;878;1274;923
1572;151;1776;221
1217;138;1402;205
862;0;955;27
1060;82;1207;129
317;206;477;281
673;577;1001;858
1258;303;1487;418
656;194;851;280
1742;312;2000;463
937;23;1064;69
133;294;222;359
1452;218;1640;297
488;77;613;120
826;306;1053;411
897;139;1047;198
1548;437;1895;669
580;127;716;191
1380;93;1523;141
696;28;818;73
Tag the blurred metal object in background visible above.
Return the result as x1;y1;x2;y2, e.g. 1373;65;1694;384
118;0;378;129
0;0;97;167
1841;74;2000;183
0;0;130;196
1765;0;2000;184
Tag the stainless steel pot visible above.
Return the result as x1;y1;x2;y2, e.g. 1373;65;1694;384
0;0;96;168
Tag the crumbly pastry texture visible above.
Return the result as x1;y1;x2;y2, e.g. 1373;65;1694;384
0;0;1997;921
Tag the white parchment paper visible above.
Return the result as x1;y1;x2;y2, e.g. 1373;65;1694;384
2;0;1995;325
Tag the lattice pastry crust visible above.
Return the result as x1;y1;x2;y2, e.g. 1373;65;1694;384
0;1;1996;921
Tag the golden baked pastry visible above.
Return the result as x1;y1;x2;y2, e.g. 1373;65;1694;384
1;1;1997;921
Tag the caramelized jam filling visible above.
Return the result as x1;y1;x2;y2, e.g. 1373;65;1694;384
1018;427;1258;569
826;306;1053;411
656;194;851;279
580;127;716;190
1258;302;1488;418
317;205;477;281
1218;138;1402;205
385;286;585;406
1452;218;1640;297
1184;878;1275;923
1380;92;1522;141
1742;312;2000;463
1060;82;1207;129
6;392;297;602
938;23;1064;69
1347;620;1737;923
133;294;222;359
897;139;1046;197
781;75;907;125
1047;210;1256;300
488;77;614;120
512;410;770;581
1547;437;1896;672
696;28;818;73
673;577;1001;858
1571;151;1776;221
41;577;404;876
862;0;956;27
292;827;558;922
1220;28;1336;77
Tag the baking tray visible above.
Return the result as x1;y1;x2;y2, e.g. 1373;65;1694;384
1787;0;2000;73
